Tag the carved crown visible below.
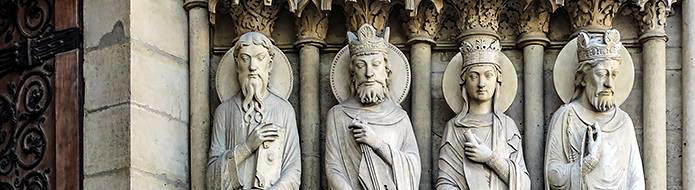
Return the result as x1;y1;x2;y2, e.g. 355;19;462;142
577;29;622;63
460;38;500;67
347;24;390;56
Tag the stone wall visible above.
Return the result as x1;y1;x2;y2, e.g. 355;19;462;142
205;4;685;190
83;0;190;189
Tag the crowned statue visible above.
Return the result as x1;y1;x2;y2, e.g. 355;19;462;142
207;32;301;190
436;37;530;190
544;29;644;190
325;24;421;190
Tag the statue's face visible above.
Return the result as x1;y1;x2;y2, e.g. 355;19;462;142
351;53;389;104
462;65;497;102
237;44;272;96
582;59;620;112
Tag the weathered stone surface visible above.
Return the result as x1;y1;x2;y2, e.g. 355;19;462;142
83;43;131;111
83;0;130;50
131;41;190;122
84;168;130;190
131;0;188;59
83;104;130;176
130;106;189;181
131;168;189;190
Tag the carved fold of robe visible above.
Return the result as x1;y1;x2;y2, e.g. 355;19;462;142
436;112;530;190
544;102;644;190
207;92;301;190
325;98;421;190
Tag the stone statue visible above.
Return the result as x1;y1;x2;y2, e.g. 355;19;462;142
544;29;644;190
325;24;421;190
207;32;301;190
436;38;530;190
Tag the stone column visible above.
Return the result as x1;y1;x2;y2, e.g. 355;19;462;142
638;1;670;189
517;3;549;189
518;32;548;190
295;5;327;189
403;3;439;188
184;0;210;189
683;0;695;188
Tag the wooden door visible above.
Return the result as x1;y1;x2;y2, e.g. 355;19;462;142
0;0;82;189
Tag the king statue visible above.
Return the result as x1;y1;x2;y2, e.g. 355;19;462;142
325;24;421;190
207;32;301;190
436;38;531;190
544;30;645;190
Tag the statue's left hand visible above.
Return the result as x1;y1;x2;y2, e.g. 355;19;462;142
351;121;382;148
463;130;493;163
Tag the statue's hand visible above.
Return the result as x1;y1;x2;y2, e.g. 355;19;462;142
350;120;381;148
586;123;603;160
463;130;494;163
245;123;279;151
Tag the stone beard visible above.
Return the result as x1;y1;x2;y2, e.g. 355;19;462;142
544;30;644;190
349;52;391;105
207;32;301;190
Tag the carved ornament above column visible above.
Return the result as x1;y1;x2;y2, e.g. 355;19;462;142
209;0;296;37
637;0;675;42
403;0;443;45
517;0;550;47
295;1;329;47
449;0;506;42
549;0;644;33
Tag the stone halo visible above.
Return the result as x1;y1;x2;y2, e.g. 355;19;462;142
442;52;517;113
216;45;294;102
329;43;411;103
553;37;634;106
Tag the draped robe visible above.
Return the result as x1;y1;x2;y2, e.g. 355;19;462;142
436;112;530;190
207;92;301;190
325;97;421;190
544;102;644;190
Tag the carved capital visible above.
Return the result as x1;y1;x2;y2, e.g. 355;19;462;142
403;2;439;45
295;4;328;47
561;0;626;32
450;0;505;42
637;0;671;42
184;0;208;11
225;0;282;38
343;0;393;32
518;0;549;35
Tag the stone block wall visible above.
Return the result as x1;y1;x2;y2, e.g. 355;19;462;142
83;0;190;189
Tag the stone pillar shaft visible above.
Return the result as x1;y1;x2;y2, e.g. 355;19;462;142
185;1;210;189
642;36;667;190
410;42;432;190
522;43;545;190
683;0;695;188
298;44;321;190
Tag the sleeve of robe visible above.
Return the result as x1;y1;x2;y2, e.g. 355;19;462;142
544;106;582;190
207;105;245;190
504;117;531;190
390;116;421;190
625;118;645;190
436;121;469;190
325;108;353;190
270;105;302;190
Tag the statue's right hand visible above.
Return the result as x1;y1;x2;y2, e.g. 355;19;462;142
586;123;603;160
245;123;279;151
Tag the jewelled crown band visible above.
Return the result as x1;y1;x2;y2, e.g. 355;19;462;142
577;29;622;64
348;24;389;56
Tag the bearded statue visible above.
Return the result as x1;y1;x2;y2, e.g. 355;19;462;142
544;29;644;190
207;32;301;190
436;38;530;190
325;24;421;190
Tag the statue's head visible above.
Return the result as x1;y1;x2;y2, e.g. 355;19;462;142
347;24;392;105
232;32;275;122
573;29;622;112
459;39;502;108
